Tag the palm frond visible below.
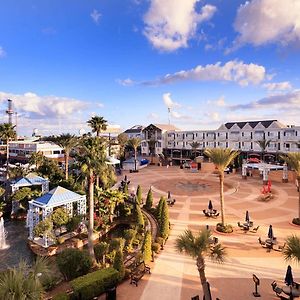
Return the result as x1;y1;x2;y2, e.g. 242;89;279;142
283;235;300;263
210;243;226;263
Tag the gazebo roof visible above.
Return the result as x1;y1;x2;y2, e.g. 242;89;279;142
12;174;48;187
31;186;85;208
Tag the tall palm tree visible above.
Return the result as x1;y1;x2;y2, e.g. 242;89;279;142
281;153;300;220
87;116;108;137
283;235;300;263
204;148;239;226
256;139;271;162
29;151;45;170
0;123;17;180
78;136;107;262
190;141;201;159
117;133;128;161
128;138;141;171
176;228;226;300
55;134;78;180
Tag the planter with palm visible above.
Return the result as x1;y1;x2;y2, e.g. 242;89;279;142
204;148;239;232
128;138;141;172
176;228;226;300
281;153;300;225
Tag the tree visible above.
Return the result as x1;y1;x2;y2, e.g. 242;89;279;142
37;157;64;183
0;123;17;180
55;134;78;180
135;203;144;229
51;208;69;234
204;148;239;227
136;185;142;205
190;141;201;159
117;133;128;161
29;151;44;170
0;257;52;300
87;116;108;137
94;242;109;265
159;200;169;239
124;229;136;252
156;196;165;224
176;228;226;300
77;136;107;262
142;230;152;263
113;250;125;281
256;139;271;161
283;235;300;263
145;187;153;210
281;153;300;221
128;138;141;171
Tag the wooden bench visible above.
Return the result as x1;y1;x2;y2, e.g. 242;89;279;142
130;261;151;286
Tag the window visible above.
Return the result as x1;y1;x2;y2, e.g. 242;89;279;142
53;150;60;154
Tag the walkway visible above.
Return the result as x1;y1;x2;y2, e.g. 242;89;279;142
116;165;300;300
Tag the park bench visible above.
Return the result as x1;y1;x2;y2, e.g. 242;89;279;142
130;261;151;287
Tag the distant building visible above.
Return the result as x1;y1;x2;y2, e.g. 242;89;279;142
123;125;144;139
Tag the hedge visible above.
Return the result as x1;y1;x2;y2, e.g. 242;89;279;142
70;267;119;300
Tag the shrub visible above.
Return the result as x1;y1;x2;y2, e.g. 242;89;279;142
151;242;161;254
159;200;169;239
53;292;69;300
113;250;125;281
156;196;165;223
109;238;125;252
56;248;92;280
136;185;143;205
135;204;144;229
57;236;67;245
123;229;136;251
51;208;69;233
70;268;119;300
145;188;153;210
155;237;164;249
94;242;109;265
292;218;300;225
66;216;82;232
216;223;233;233
141;231;152;263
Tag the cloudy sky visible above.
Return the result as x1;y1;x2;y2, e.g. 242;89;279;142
0;0;300;136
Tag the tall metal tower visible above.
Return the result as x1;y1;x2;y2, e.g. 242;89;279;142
6;99;14;125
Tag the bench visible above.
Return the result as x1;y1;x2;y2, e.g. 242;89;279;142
130;261;151;286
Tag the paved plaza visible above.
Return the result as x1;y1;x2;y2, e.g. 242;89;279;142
114;165;300;300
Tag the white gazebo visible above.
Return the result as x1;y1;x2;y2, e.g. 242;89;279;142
28;186;86;247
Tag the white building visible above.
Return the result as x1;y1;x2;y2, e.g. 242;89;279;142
123;125;144;139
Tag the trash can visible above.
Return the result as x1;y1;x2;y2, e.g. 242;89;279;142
106;286;116;300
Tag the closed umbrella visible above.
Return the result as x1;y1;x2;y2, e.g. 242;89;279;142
268;225;274;239
245;210;250;223
168;191;171;199
285;265;294;286
124;175;127;182
208;200;213;210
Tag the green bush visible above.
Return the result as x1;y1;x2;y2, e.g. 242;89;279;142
216;223;233;233
136;185;143;205
142;231;152;263
151;242;161;254
135;204;144;229
53;292;69;300
156;196;165;224
94;242;109;264
292;218;300;225
123;229;136;251
56;248;92;280
109;238;125;252
113;250;125;281
70;268;119;300
159;200;169;239
155;237;164;247
66;216;82;232
145;188;153;209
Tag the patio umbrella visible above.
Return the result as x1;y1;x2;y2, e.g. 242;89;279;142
245;210;250;223
208;200;213;210
268;225;274;239
285;265;294;286
124;175;127;182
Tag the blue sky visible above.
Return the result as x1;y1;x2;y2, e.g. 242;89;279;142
0;0;300;136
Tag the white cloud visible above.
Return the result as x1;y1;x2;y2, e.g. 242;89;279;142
162;93;181;108
205;112;220;121
116;78;136;86
208;96;226;107
91;9;101;24
232;0;300;48
263;81;292;91
0;46;6;58
144;60;267;86
148;112;159;120
143;0;216;51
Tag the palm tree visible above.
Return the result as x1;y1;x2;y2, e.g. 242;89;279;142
78;136;107;262
175;228;226;300
281;153;300;220
0;123;17;180
87;116;108;137
117;133;128;162
283;235;300;263
204;148;239;226
29;151;44;170
190;142;201;159
55;134;78;180
128;138;141;171
256;139;271;162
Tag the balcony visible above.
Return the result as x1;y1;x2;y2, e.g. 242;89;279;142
206;135;215;141
229;134;240;141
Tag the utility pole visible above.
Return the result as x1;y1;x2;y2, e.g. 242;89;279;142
6;99;13;125
168;107;171;125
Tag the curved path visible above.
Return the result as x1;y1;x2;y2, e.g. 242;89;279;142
115;165;300;300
